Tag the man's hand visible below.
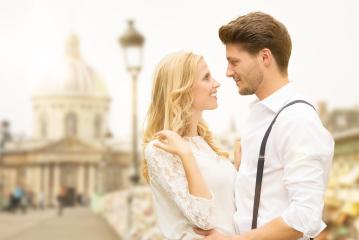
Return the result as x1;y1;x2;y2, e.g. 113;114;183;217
193;227;234;240
234;138;242;170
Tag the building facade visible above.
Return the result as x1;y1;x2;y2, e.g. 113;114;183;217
0;34;131;207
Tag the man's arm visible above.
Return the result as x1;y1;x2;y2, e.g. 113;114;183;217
238;217;302;240
239;113;333;240
194;217;302;240
242;114;333;240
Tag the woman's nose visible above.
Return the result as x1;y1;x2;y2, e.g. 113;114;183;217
213;79;220;88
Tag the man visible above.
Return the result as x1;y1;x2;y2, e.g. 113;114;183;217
195;12;334;240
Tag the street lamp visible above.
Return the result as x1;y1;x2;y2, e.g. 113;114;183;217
118;20;144;239
118;20;144;185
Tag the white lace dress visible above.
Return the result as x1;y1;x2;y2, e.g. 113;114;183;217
145;136;237;239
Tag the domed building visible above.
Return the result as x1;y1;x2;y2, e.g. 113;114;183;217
33;34;110;142
0;35;131;207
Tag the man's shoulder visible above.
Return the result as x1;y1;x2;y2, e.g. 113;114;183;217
273;98;324;132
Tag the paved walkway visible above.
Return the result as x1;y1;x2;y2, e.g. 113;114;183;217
0;207;120;240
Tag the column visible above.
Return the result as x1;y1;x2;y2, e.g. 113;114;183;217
26;166;33;191
24;166;34;207
0;168;6;202
52;164;60;205
3;168;11;195
88;164;95;198
77;164;85;195
33;166;42;205
9;168;17;192
43;165;50;207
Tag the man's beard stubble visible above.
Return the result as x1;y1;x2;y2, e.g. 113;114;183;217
238;65;264;96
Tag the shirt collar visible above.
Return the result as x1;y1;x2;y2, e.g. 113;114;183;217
257;82;295;113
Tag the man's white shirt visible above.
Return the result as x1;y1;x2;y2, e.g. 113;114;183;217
234;83;334;239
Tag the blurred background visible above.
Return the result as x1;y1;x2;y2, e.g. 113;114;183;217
0;0;358;239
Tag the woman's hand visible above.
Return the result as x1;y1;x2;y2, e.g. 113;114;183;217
155;130;212;199
154;130;192;158
234;138;241;170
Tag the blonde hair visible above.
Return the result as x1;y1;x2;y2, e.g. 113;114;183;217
143;51;228;181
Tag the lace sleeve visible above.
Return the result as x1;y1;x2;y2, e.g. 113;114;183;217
145;141;214;230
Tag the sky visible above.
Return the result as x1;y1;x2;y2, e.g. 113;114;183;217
0;0;359;139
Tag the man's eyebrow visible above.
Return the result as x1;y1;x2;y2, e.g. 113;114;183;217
227;57;240;61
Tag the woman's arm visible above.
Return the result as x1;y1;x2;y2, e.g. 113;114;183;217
145;139;214;229
154;130;212;199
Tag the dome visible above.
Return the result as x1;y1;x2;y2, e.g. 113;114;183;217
34;34;109;98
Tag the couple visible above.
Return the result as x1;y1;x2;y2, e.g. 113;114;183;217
143;12;334;240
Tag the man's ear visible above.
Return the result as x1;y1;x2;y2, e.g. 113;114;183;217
260;48;272;68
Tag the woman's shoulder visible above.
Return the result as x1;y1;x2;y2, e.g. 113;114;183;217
144;140;158;158
144;140;175;163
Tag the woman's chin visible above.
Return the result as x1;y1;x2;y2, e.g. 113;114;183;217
207;104;218;110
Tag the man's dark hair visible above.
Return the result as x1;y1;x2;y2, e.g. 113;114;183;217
219;12;292;75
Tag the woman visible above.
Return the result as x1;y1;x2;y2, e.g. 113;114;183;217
144;52;239;239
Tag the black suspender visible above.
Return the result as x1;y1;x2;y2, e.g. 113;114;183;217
251;100;316;240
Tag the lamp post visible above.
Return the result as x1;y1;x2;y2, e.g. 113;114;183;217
118;20;144;185
0;120;12;209
118;20;144;239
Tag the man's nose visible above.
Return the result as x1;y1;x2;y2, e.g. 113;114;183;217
226;65;234;77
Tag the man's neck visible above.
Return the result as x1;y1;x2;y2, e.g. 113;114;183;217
255;74;289;100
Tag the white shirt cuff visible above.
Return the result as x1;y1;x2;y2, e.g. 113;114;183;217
281;211;326;238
